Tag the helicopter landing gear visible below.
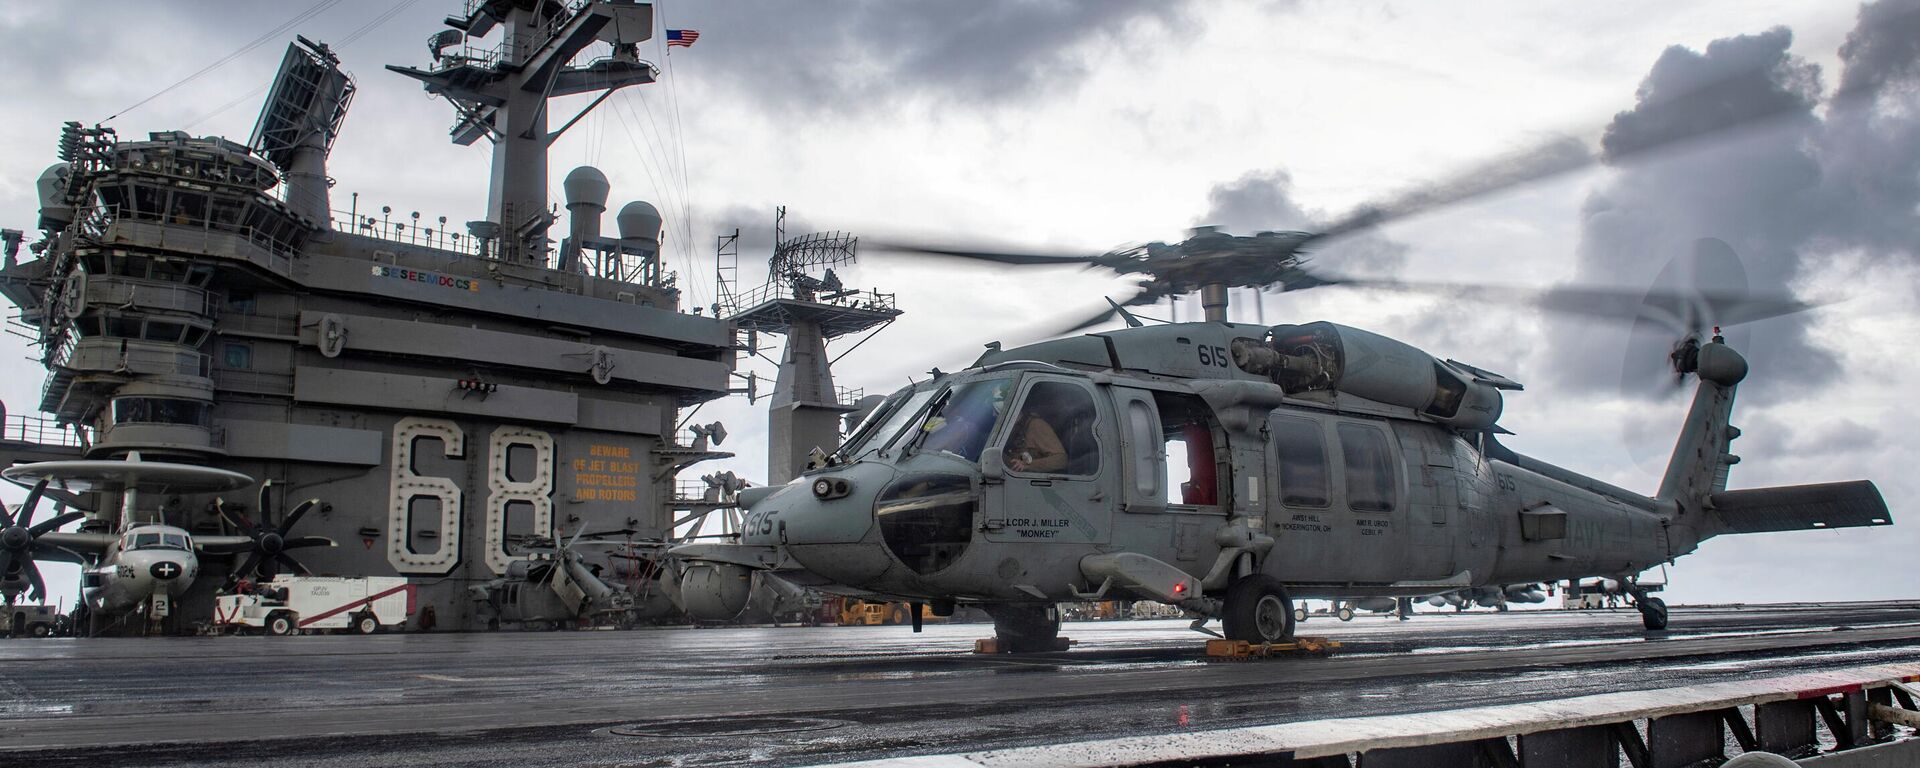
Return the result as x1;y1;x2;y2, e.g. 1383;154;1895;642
1222;574;1295;644
985;604;1062;653
1634;593;1669;631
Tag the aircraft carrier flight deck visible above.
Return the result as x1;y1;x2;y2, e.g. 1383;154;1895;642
4;602;1918;767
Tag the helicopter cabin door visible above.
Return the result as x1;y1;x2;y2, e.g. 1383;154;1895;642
1393;422;1461;581
986;376;1114;545
1104;387;1228;568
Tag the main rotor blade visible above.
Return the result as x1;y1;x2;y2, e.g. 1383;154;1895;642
1311;51;1842;245
1324;277;1823;330
28;512;84;538
870;240;1104;267
1051;285;1166;336
1312;137;1592;242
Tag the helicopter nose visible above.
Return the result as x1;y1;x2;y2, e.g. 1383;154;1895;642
742;466;896;547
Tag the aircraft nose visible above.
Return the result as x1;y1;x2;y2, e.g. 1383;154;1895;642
742;467;894;547
149;559;185;581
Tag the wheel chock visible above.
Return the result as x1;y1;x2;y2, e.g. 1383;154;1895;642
1205;636;1340;659
973;637;1076;654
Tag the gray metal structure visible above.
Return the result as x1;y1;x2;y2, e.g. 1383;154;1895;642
720;209;901;485
0;1;736;632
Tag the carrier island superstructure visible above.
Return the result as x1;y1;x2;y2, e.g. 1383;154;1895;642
0;1;753;632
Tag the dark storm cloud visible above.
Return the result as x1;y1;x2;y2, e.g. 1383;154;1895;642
1597;28;1822;163
1833;0;1920;102
1545;2;1920;402
663;1;1193;110
1816;0;1920;262
1198;169;1408;276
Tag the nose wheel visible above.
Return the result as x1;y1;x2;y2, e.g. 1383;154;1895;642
1223;574;1295;644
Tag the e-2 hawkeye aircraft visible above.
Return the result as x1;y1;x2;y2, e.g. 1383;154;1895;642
1;456;332;633
669;228;1892;653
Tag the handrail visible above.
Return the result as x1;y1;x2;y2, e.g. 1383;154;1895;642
0;413;83;447
722;280;899;317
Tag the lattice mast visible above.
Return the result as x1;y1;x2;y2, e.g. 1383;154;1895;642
723;208;901;484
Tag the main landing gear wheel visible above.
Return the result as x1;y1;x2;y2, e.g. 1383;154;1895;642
1638;596;1669;631
986;604;1062;653
1223;574;1295;644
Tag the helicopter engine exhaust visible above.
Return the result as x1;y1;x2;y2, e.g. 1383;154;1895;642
678;562;755;621
1232;321;1511;430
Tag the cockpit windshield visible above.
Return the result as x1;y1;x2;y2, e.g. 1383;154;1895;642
843;386;939;460
124;531;191;551
911;377;1015;462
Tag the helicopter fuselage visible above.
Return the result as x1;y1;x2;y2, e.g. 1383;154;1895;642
689;321;1693;615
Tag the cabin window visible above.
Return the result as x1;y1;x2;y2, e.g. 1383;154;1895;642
1337;423;1396;512
110;397;211;428
1003;380;1100;475
1153;392;1220;506
222;342;252;369
107;315;142;338
1272;415;1330;507
1126;401;1159;498
145;320;186;343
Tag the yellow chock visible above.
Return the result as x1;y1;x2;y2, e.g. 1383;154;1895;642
1206;636;1341;659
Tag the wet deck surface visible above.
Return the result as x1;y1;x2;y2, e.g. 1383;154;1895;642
3;602;1919;766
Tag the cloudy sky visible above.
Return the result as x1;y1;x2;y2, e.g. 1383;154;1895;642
1;0;1915;607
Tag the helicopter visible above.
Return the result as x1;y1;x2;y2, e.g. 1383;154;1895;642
663;100;1895;652
669;291;1889;650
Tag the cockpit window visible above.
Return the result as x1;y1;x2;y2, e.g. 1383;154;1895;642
165;534;191;550
914;378;1015;462
1004;381;1100;475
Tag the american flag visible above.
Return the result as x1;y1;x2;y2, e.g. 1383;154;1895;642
666;29;699;48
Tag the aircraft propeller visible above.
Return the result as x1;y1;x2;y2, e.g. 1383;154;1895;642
0;479;86;603
208;480;334;590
